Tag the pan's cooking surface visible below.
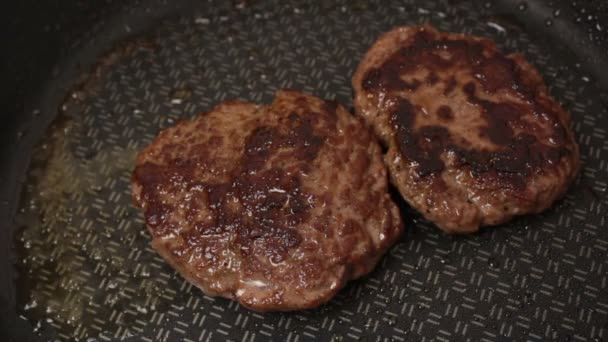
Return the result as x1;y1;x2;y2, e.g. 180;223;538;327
10;0;608;341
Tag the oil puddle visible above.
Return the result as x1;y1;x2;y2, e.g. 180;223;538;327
13;37;177;341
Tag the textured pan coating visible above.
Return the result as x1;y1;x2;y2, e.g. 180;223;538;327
131;90;403;311
352;25;580;233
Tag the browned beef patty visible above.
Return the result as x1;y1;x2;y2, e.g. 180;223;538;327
352;25;580;233
132;90;403;311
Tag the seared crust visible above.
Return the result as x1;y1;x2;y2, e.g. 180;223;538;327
131;90;403;311
352;25;580;233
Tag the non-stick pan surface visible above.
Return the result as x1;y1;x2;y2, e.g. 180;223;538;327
1;0;607;341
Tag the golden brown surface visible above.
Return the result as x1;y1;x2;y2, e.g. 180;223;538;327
132;90;403;311
352;25;579;233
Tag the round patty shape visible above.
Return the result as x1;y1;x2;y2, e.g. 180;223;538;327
352;25;580;233
131;90;403;311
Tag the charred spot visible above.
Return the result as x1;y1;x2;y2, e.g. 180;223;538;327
405;79;422;91
390;98;417;128
463;82;476;99
463;82;521;146
426;71;440;85
473;55;517;93
437;105;454;121
362;69;382;91
418;126;450;146
362;30;483;93
362;66;407;92
444;76;457;96
133;162;166;187
206;183;232;210
452;146;490;171
416;126;450;176
366;28;573;189
196;111;325;260
390;98;447;177
134;99;334;262
280;114;324;162
452;131;564;190
245;126;276;158
490;146;529;174
458;82;565;181
482;102;520;145
545;148;565;164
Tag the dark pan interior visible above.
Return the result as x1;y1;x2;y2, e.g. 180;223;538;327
1;0;607;341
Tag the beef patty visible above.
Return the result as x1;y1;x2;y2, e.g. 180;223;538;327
131;90;403;311
352;25;580;233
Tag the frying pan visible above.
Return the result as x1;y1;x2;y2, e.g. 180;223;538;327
1;0;607;340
